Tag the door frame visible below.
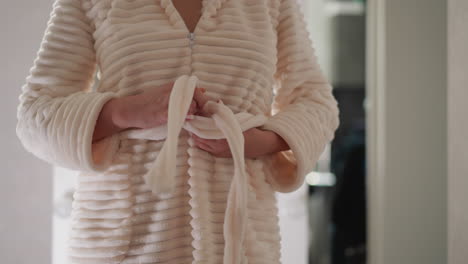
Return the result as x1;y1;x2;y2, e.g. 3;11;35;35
366;0;447;263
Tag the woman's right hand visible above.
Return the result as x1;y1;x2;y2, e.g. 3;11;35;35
113;82;202;129
93;82;206;142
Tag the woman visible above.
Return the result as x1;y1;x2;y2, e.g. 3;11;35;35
16;0;340;263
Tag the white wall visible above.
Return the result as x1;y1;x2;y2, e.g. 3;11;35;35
448;1;468;263
367;0;447;263
301;0;330;81
277;183;309;264
0;0;54;263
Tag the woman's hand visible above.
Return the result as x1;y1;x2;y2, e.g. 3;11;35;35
190;90;290;158
113;83;201;129
191;127;290;158
93;83;204;142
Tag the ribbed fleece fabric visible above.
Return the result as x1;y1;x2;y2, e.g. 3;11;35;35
15;0;340;263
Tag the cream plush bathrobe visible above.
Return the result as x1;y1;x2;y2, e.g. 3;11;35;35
15;0;340;263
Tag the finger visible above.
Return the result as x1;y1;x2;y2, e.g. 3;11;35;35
193;88;215;116
193;139;214;153
161;82;175;90
187;100;197;115
192;134;219;145
193;88;208;106
194;137;231;156
191;135;232;157
192;134;212;145
192;134;210;146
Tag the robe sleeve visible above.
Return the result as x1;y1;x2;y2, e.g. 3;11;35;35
15;0;120;173
259;0;340;193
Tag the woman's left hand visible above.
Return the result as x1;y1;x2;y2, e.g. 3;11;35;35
190;86;289;158
190;127;288;158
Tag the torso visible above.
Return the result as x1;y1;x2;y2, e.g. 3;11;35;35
71;1;283;262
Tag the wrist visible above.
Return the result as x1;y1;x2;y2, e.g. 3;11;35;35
271;131;290;153
258;128;290;154
103;97;129;131
92;97;125;143
108;97;132;132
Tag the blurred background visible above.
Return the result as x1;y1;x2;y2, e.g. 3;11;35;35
1;0;467;263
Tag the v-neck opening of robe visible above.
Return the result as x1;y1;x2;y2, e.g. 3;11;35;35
168;0;205;34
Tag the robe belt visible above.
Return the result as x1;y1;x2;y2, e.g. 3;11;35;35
118;75;268;264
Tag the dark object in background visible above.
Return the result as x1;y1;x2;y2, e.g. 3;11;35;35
325;3;367;262
331;120;366;264
307;1;367;262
